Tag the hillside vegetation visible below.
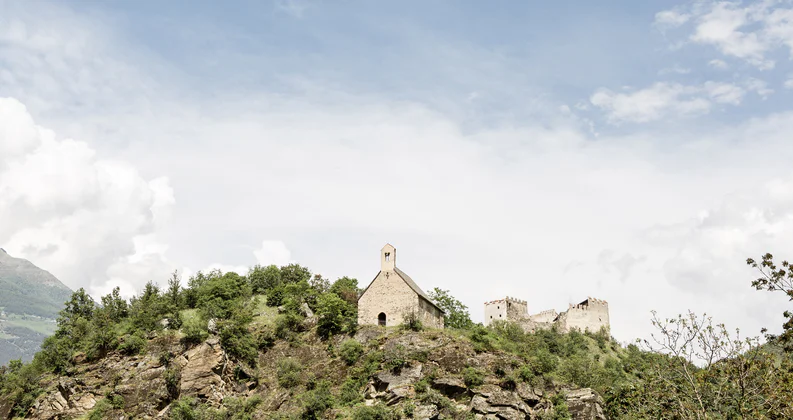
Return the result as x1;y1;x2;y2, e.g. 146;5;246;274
0;256;792;419
0;250;73;365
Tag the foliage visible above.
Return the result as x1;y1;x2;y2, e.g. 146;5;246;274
301;380;335;419
196;272;252;320
338;339;364;365
248;264;282;294
276;357;304;388
428;288;473;329
315;292;357;339
747;253;793;350
400;311;423;332
462;367;485;387
217;305;257;365
352;403;399;420
329;276;360;306
118;332;147;355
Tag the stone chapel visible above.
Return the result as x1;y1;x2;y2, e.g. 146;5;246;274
357;244;445;328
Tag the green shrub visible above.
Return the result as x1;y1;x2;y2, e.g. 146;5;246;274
352;403;399;420
257;328;277;350
403;401;415;417
276;358;303;388
517;364;534;382
169;397;198;420
339;377;364;405
181;316;208;345
383;345;409;372
338;339;364;365
218;317;258;366
316;292;357;339
400;311;423;332
88;398;114;420
413;378;429;394
119;333;147;355
531;349;558;375
223;395;262;420
275;312;305;339
301;380;335;419
462;367;485;387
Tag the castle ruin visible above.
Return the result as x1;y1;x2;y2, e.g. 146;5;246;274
483;296;609;333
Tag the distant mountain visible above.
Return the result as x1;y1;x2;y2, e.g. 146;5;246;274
0;248;72;366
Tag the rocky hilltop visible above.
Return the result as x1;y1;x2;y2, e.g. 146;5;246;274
0;324;606;419
0;249;72;365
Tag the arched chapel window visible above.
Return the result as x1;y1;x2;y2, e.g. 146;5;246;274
378;312;387;326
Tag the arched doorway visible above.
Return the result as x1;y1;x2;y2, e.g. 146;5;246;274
378;312;387;326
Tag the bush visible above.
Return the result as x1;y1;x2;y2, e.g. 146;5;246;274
257;328;277;350
169;397;198;420
338;339;364;365
276;358;303;388
462;367;485;388
181;316;208;345
119;333;147;355
352;403;399;420
275;312;305;339
218;317;257;366
301;380;335;419
339;377;364;405
88;398;114;420
401;311;423;332
316;292;357;339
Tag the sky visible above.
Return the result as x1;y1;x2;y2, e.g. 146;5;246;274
2;0;793;342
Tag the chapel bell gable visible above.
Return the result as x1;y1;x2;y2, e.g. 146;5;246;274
381;243;396;271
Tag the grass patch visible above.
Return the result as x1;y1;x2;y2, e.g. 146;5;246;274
250;296;278;328
5;314;57;336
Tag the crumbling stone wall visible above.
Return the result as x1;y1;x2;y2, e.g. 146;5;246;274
555;298;609;333
484;297;527;327
483;296;610;333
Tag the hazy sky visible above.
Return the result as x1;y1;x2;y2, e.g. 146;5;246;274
2;0;793;342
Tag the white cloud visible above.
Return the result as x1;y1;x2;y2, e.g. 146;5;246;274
660;1;793;69
658;64;692;75
589;81;751;123
0;98;174;298
745;77;774;98
785;74;793;89
655;9;691;29
708;58;729;69
254;240;293;267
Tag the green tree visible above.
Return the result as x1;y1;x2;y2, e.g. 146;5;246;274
747;253;793;350
248;264;281;294
330;276;359;306
129;281;164;331
427;288;473;329
58;288;96;330
315;293;356;339
100;287;128;322
196;272;252;320
279;263;312;284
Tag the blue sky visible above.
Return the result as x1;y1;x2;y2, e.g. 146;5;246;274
3;0;793;341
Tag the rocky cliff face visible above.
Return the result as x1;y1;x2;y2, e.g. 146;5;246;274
1;327;607;419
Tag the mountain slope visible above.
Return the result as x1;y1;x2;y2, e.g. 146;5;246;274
0;249;72;365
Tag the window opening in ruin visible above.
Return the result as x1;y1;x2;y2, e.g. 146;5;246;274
378;312;387;326
385;252;390;262
499;314;502;317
